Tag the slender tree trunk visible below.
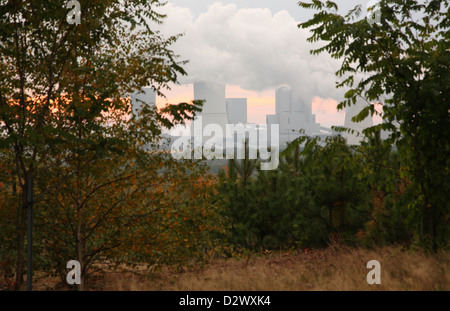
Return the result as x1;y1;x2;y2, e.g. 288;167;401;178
14;186;27;290
424;197;437;252
422;181;437;252
339;171;345;232
329;207;333;228
75;122;85;291
76;215;85;291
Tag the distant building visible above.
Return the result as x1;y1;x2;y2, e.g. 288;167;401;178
131;87;156;116
192;82;230;140
266;85;320;146
226;98;247;125
342;99;373;145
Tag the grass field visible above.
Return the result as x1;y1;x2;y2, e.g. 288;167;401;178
33;245;449;291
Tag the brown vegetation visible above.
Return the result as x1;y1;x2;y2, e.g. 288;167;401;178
31;246;449;291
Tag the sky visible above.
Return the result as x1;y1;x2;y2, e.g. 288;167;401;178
152;0;380;127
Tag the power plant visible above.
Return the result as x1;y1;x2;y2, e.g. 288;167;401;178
192;82;231;139
266;85;321;146
342;99;373;145
131;87;156;116
226;98;247;125
132;83;375;147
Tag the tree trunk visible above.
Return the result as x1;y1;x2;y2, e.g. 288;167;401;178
422;183;437;252
75;122;85;291
76;205;85;291
425;203;437;252
14;186;27;290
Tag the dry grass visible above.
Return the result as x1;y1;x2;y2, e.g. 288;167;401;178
34;246;449;291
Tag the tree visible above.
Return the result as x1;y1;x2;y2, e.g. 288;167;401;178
0;0;201;289
355;131;412;246
217;135;369;249
33;104;219;290
298;0;449;250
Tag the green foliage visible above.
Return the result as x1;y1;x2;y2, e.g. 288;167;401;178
298;0;449;250
216;129;427;251
0;0;207;289
354;131;412;246
0;102;223;289
218;135;374;250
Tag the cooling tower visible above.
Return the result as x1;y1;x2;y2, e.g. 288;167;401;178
275;85;291;114
193;82;230;139
343;99;374;145
226;98;247;125
131;87;156;116
267;85;321;146
195;82;227;114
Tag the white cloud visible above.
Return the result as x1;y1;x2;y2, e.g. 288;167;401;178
155;2;347;105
